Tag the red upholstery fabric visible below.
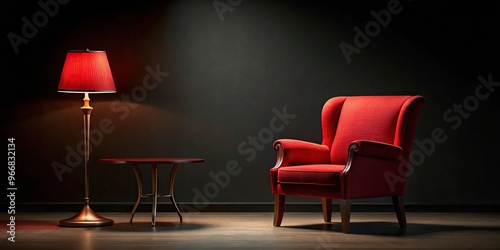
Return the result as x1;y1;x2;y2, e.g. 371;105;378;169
329;96;409;164
341;154;403;199
270;95;424;231
273;139;330;167
350;140;402;160
270;95;425;199
278;183;340;198
278;164;344;186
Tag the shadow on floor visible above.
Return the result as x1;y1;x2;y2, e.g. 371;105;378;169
282;222;500;236
99;221;210;232
11;220;209;232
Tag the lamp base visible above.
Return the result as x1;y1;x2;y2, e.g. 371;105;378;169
59;203;114;227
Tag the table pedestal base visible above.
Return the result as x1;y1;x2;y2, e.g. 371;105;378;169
130;163;183;226
99;158;204;227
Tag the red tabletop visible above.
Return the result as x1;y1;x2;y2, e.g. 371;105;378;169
99;158;204;164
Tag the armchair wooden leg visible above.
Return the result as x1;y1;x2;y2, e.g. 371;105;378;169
392;195;407;228
273;193;285;227
339;199;351;233
321;198;332;222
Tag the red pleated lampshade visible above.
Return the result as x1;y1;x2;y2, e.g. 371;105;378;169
58;50;116;93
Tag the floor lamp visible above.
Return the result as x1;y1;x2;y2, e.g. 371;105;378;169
57;49;115;227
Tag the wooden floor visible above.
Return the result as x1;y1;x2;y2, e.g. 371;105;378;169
2;212;500;249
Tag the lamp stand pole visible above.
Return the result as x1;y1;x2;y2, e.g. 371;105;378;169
59;93;114;227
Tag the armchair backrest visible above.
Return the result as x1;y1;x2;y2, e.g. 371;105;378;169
321;96;425;165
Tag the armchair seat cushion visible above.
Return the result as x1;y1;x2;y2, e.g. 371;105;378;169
278;164;345;186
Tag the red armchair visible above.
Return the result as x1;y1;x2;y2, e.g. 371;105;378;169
270;95;425;233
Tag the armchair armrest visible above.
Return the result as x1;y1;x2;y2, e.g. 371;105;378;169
272;139;330;169
341;140;404;199
349;140;402;160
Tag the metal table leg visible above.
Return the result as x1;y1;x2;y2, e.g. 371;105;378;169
151;163;158;227
129;162;183;226
130;163;143;223
168;163;183;223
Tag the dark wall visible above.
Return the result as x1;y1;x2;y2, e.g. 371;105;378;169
3;0;500;208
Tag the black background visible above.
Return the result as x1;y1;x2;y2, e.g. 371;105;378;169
2;0;500;208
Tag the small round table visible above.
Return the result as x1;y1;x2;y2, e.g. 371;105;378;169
99;158;204;226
